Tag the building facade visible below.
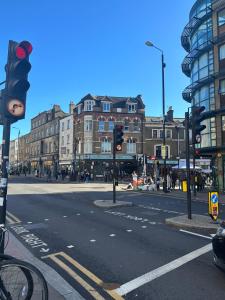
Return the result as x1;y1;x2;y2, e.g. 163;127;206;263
28;104;67;175
59;102;75;169
182;0;225;190
73;94;145;179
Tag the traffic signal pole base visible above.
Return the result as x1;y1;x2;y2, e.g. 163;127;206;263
163;181;168;193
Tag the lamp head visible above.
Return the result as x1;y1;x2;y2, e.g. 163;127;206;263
145;41;154;47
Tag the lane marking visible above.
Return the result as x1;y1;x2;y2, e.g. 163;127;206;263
6;211;21;223
179;229;213;240
126;230;132;232
115;243;212;296
109;234;116;237
141;226;147;229
6;216;15;224
90;240;96;243
49;255;105;300
44;252;124;300
67;245;74;249
63;216;67;218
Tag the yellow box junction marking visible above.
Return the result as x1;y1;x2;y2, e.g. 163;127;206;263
6;211;21;224
44;252;124;300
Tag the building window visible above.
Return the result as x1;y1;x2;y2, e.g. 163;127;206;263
67;134;70;144
62;122;64;132
84;141;92;154
67;119;70;129
127;139;136;154
191;51;213;83
219;44;225;60
101;139;111;153
61;136;64;146
103;102;110;112
218;9;225;26
108;121;114;131
84;120;93;132
124;119;130;131
128;104;136;113
220;79;225;95
154;145;170;158
159;130;163;139
222;116;225;131
152;130;158;139
49;142;52;153
67;149;70;155
77;105;81;114
166;130;172;139
98;121;105;132
84;100;94;111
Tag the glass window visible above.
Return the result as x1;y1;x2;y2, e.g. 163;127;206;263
127;140;136;153
84;141;92;154
49;142;52;153
128;104;136;113
61;136;64;146
152;130;158;138
220;79;225;94
218;9;225;27
67;134;70;144
101;139;111;153
124;119;129;131
77;105;81;114
67;120;70;129
133;119;140;131
222;116;225;131
84;120;92;132
159;130;163;139
103;102;110;112
108;121;114;131
84;100;94;111
61;122;64;131
220;44;225;60
166;130;172;139
98;121;105;132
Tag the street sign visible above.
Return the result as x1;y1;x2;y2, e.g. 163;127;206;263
161;145;166;159
208;191;219;221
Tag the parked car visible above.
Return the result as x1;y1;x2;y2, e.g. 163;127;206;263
212;221;225;270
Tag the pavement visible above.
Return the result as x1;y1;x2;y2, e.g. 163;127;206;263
94;199;133;208
5;230;85;300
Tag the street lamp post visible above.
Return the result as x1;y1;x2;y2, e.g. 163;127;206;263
145;41;167;192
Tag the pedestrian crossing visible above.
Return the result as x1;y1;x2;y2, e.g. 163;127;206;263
6;211;21;224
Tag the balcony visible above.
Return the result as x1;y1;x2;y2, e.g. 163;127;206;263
181;9;212;52
182;87;192;103
181;41;213;77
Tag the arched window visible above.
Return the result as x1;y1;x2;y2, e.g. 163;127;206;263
127;138;136;154
101;138;112;153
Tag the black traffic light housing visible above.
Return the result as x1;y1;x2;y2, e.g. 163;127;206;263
191;105;206;144
3;40;32;122
114;125;124;152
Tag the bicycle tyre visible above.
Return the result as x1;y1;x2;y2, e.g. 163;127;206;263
0;259;48;300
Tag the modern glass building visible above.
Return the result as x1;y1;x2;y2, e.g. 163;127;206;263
182;0;225;190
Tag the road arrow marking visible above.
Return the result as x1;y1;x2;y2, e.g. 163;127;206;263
40;248;50;253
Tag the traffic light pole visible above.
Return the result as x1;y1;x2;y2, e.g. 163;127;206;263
113;128;116;203
0;118;11;252
185;112;192;220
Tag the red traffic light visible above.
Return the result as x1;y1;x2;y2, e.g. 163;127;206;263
15;41;33;59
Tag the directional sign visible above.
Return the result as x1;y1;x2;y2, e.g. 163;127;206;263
208;191;219;221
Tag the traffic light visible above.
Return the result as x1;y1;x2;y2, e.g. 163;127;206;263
3;40;32;122
114;125;124;152
191;106;206;144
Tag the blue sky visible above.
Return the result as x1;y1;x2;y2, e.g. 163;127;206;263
0;0;194;139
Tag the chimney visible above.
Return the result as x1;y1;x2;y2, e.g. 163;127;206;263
69;101;75;114
167;106;174;122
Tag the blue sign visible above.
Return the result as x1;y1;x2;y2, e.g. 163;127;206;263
211;194;218;204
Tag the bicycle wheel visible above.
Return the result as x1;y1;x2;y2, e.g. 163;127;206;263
0;259;48;300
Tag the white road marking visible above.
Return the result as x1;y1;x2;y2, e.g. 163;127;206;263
63;216;67;218
141;226;147;229
90;211;94;214
116;243;212;296
67;245;74;249
90;239;96;242
44;219;49;221
109;234;116;237
76;213;81;216
126;230;132;232
27;222;32;224
179;229;212;240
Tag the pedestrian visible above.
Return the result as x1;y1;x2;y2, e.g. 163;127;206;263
171;172;177;190
47;168;52;182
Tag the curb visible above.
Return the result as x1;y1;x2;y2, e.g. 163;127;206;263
94;200;133;208
165;214;220;230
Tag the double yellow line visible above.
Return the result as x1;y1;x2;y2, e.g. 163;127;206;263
6;211;21;224
44;252;124;300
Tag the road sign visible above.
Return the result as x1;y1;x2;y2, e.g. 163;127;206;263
208;191;219;221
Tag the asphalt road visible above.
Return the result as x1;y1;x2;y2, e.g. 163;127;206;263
5;176;225;300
